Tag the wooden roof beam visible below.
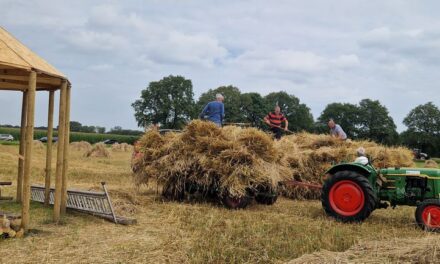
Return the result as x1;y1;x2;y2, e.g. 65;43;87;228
0;81;27;90
0;74;62;86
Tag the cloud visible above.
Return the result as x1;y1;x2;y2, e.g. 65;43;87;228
1;0;439;133
228;50;359;80
359;27;440;66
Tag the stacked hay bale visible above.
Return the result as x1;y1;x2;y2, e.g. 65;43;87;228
112;142;133;152
276;132;414;199
32;140;45;151
424;159;438;168
84;143;110;158
70;141;92;152
132;120;291;202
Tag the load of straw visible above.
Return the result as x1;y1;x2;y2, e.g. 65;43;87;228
133;121;414;201
276;133;415;199
132;120;291;199
70;141;92;152
84;143;110;158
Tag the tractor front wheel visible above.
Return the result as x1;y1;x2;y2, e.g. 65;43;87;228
415;199;440;232
322;170;376;222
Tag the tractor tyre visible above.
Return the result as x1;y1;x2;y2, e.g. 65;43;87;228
322;170;376;222
255;191;278;205
222;193;252;209
415;199;440;232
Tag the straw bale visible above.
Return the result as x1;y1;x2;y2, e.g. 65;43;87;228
33;140;45;150
84;143;110;158
111;143;133;152
424;159;438;168
70;141;92;152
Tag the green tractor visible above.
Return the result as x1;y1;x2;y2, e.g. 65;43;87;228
322;161;440;232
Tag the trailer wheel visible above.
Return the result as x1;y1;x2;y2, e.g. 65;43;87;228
415;199;440;232
322;170;376;222
222;193;251;209
255;191;278;205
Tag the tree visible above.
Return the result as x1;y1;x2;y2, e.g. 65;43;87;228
196;85;243;123
403;102;440;135
70;121;83;132
402;102;440;156
356;99;398;145
132;75;195;129
240;92;267;128
264;91;314;132
317;103;360;137
96;126;106;134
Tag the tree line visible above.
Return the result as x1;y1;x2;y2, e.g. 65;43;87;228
1;122;143;136
132;75;440;156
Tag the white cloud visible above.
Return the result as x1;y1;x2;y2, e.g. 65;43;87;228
65;29;130;51
229;50;359;78
1;0;440;132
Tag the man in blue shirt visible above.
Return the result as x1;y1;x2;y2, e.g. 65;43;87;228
328;119;347;140
199;94;225;127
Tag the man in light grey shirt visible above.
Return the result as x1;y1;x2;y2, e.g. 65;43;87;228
328;119;347;140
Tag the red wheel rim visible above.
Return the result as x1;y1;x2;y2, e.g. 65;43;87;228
329;180;365;217
422;205;440;228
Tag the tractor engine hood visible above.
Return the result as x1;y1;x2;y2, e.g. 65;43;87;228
380;168;440;178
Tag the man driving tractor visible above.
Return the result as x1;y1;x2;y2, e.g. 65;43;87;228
264;105;289;140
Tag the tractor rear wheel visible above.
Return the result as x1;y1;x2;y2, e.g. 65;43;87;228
415;199;440;232
322;170;376;222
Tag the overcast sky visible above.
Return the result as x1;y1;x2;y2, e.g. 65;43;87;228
1;0;439;131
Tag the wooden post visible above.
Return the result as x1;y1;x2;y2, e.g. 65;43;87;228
21;71;36;231
53;81;67;222
44;90;55;205
16;90;28;203
61;85;71;214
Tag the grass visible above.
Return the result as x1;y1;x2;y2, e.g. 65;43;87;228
0;145;437;263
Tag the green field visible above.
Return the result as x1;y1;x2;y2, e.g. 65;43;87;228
0;127;140;144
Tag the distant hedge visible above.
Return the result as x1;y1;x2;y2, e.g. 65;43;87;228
0;127;140;144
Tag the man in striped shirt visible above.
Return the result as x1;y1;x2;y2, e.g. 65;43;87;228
264;106;289;140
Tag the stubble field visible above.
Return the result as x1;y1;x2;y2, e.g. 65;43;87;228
0;144;438;263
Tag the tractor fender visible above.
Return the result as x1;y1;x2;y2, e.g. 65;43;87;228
326;163;373;178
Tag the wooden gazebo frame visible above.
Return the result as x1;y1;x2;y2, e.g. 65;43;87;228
0;27;71;231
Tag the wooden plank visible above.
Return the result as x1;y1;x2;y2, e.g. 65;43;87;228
44;90;55;206
21;70;36;232
17;91;27;203
0;182;12;185
61;85;71;214
53;81;67;222
0;81;27;90
0;74;62;86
